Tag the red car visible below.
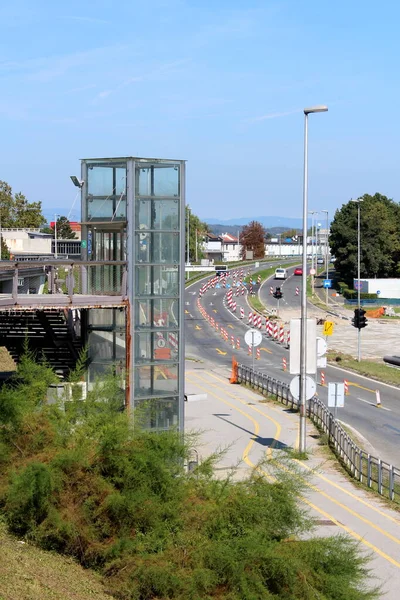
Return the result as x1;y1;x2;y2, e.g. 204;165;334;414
294;267;303;276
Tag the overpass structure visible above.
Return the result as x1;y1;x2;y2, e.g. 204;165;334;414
0;156;186;432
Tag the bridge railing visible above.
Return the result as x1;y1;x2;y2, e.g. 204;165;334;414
237;363;400;504
0;260;128;304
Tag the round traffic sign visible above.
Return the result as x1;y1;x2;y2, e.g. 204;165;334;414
316;337;327;357
310;268;316;275
377;290;381;295
244;329;262;347
157;338;166;348
289;375;316;401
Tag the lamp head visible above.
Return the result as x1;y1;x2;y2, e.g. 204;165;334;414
304;105;328;115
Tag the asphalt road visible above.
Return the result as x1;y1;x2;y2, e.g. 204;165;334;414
185;267;400;466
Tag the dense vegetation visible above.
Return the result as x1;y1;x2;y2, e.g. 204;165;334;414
0;352;378;599
330;193;400;284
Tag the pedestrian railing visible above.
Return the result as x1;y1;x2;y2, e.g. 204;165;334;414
237;363;400;503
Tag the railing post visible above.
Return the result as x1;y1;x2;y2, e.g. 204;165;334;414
367;454;372;487
12;264;18;303
66;265;75;300
389;465;394;500
378;459;382;495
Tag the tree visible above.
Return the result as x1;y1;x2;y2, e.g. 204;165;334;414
329;193;400;284
50;216;77;240
240;220;266;259
186;207;209;263
0;181;46;229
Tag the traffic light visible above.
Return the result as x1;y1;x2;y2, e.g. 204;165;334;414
273;287;283;299
352;308;368;329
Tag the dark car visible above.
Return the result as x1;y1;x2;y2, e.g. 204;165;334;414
294;267;303;276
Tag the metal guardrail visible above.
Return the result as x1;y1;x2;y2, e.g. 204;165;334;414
237;363;400;503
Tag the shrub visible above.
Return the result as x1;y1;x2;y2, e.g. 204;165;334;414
343;289;378;300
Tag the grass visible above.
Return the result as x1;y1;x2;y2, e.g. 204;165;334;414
0;519;113;600
327;350;400;386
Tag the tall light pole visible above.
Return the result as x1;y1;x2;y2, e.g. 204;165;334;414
351;198;363;361
186;205;191;280
309;210;318;295
321;210;329;305
300;105;328;454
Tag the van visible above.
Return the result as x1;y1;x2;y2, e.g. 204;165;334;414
274;268;287;280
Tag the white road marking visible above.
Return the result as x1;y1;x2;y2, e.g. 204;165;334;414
356;397;391;412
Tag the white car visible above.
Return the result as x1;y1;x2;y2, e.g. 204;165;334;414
274;268;287;280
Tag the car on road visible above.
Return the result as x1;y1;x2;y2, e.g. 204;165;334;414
294;267;303;276
274;268;287;280
317;258;324;265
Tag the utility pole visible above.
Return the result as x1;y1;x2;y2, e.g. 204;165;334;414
351;198;363;361
321;210;329;305
54;214;59;259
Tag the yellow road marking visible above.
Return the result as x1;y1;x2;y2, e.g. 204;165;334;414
195;325;202;330
212;309;218;313
185;309;190;314
216;348;227;355
260;347;272;354
196;372;400;546
206;371;400;526
349;382;377;394
227;324;234;329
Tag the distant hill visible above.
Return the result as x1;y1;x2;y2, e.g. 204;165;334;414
204;215;304;229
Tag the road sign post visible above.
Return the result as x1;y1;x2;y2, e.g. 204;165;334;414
328;382;345;420
244;329;262;373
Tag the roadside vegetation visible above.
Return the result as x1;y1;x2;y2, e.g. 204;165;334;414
0;350;379;599
245;262;297;314
327;350;400;386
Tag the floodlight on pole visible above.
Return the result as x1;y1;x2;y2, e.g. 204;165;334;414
299;104;328;454
70;176;84;188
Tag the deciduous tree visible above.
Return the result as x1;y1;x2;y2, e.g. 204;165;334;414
240;220;266;259
329;193;400;284
0;181;46;229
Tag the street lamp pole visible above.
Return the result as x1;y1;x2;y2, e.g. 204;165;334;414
321;210;329;305
186;206;191;280
351;198;363;361
299;105;328;454
309;210;318;296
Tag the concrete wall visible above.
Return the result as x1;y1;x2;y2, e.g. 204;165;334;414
358;278;400;299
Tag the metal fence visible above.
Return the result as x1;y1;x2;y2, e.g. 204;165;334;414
0;261;127;306
237;363;400;503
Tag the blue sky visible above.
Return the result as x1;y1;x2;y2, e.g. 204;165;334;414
1;0;400;223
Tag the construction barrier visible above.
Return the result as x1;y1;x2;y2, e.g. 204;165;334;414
231;335;235;348
236;338;240;350
286;330;290;348
295;286;299;296
256;348;261;360
270;286;274;295
240;307;244;319
320;371;325;386
344;379;349;395
282;357;287;371
273;322;278;340
248;345;252;355
248;312;253;325
376;389;381;408
279;325;284;343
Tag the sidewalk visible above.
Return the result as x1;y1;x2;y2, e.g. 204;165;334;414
185;361;400;599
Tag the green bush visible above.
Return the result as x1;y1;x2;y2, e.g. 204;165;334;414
337;281;349;294
343;289;378;300
0;353;379;600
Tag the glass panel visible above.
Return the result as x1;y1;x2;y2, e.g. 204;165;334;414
135;232;179;264
113;197;126;220
136;199;179;231
134;364;178;396
153;166;179;196
136;266;179;296
88;198;114;220
135;299;179;327
134;332;179;362
88;166;113;196
136;167;151;196
134;397;179;430
115;167;127;195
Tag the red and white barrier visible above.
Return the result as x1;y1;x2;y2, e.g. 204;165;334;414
248;312;253;325
295;286;299;296
232;301;237;312
273;322;278;340
320;371;325;386
257;315;262;329
282;357;287;371
248;345;252;355
256;348;261;360
240;307;244;319
270;286;274;295
231;335;235;348
344;379;349;395
286;330;290;347
236;338;240;350
279;325;284;343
